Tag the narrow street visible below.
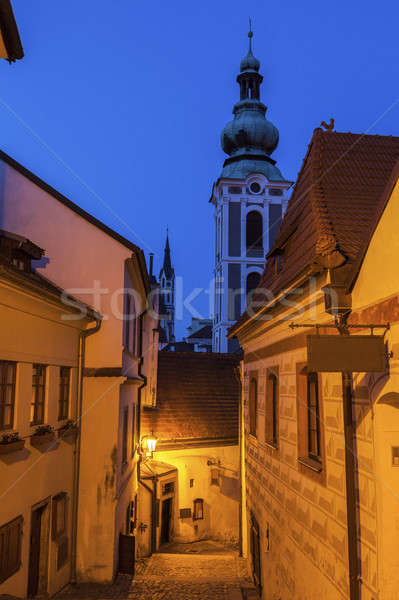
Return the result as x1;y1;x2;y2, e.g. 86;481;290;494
56;545;256;600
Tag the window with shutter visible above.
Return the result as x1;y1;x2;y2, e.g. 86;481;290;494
52;493;67;539
0;515;23;583
296;363;325;481
265;367;279;447
58;367;70;421
31;364;46;425
249;375;258;437
0;361;16;430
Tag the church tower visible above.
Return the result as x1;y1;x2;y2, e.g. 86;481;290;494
159;231;175;344
211;26;292;353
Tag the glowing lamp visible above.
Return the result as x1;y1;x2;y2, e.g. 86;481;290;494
141;434;158;458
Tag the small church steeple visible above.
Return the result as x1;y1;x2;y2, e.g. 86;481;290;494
159;229;175;344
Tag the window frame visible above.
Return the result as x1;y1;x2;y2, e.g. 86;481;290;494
0;515;23;584
0;361;16;431
296;363;325;481
265;367;279;448
249;374;258;437
31;364;46;426
58;367;71;421
193;498;204;521
52;493;67;540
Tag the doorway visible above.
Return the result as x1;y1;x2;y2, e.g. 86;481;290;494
160;498;172;544
250;512;261;593
27;501;50;598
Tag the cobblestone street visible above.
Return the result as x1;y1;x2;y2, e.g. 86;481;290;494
57;550;256;600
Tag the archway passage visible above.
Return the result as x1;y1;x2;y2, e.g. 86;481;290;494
246;211;263;256
246;272;261;305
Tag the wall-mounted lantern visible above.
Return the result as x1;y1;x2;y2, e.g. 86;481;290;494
141;433;158;459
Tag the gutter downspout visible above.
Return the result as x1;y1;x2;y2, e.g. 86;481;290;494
71;315;102;584
336;314;360;600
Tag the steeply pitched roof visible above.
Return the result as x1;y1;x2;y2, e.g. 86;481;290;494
186;324;213;340
159;232;174;280
141;352;240;445
230;129;399;334
0;0;23;62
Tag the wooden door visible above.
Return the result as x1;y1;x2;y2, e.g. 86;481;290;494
160;498;172;544
27;507;42;597
118;533;135;575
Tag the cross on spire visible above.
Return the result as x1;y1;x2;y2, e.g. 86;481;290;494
248;18;253;53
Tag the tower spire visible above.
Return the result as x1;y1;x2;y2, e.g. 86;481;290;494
248;18;253;53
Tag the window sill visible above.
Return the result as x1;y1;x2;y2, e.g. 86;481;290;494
298;456;322;472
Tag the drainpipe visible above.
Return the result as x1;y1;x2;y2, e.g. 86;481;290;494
342;370;360;600
70;315;102;584
336;314;360;600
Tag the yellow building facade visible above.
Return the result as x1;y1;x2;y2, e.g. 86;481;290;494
230;130;399;600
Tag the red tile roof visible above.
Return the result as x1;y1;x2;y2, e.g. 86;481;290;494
230;129;399;334
141;352;240;444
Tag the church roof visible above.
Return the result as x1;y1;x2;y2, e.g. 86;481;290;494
229;128;399;334
219;27;285;182
141;352;240;445
159;231;174;280
186;324;213;340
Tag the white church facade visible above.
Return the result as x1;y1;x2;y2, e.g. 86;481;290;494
211;28;292;353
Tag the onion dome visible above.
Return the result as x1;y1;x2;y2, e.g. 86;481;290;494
219;25;284;180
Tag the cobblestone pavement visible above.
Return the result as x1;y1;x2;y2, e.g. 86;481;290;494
57;551;255;600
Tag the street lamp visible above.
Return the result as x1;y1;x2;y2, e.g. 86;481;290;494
141;433;158;459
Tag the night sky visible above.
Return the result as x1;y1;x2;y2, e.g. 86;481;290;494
1;0;399;337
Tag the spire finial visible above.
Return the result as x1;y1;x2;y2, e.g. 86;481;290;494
248;18;253;53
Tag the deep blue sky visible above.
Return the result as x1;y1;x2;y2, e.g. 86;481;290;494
2;0;399;337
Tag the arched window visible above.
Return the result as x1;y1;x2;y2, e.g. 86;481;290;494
246;211;263;256
246;272;261;305
249;377;257;436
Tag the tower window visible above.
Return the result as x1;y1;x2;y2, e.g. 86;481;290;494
246;272;261;305
228;186;242;195
246;211;263;256
249;182;262;194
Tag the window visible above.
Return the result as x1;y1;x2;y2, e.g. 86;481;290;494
265;368;279;447
57;537;68;570
0;515;23;583
31;364;46;425
307;372;320;460
0;361;16;430
162;482;174;495
228;186;242;194
58;367;70;421
193;498;204;521
246;272;261;306
249;376;258;437
296;364;325;477
246;211;263;256
122;407;128;464
249;181;262;194
52;493;67;539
